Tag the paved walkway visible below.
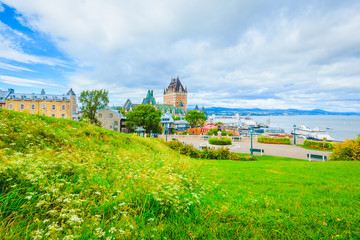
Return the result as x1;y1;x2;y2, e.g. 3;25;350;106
178;139;330;161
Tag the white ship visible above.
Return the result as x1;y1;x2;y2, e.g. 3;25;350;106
292;125;334;141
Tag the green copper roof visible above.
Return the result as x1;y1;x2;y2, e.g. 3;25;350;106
194;105;199;111
142;90;157;105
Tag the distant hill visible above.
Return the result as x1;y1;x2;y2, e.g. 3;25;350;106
200;107;360;116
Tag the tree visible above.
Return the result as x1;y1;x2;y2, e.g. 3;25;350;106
125;104;162;133
185;110;206;128
116;107;126;116
172;115;180;121
79;89;109;125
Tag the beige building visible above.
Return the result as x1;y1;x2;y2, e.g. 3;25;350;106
4;88;78;119
95;108;127;132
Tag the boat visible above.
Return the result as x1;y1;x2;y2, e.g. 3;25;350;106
292;125;334;141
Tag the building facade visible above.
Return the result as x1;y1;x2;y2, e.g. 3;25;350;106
163;77;187;111
4;88;78;119
95;108;127;133
0;90;11;108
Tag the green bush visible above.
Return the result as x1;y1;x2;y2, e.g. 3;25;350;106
164;140;254;161
330;136;360;161
207;128;218;136
303;139;337;150
208;137;232;145
257;136;291;145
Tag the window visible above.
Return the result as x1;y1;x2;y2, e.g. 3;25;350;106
51;114;56;117
52;104;56;110
20;104;25;110
9;104;13;110
61;114;65;119
109;113;113;118
98;113;102;118
62;105;66;111
42;104;46;110
31;104;36;110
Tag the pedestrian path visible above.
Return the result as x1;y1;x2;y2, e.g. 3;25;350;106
180;139;331;160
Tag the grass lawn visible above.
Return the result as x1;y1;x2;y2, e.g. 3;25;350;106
1;109;359;239
195;156;360;239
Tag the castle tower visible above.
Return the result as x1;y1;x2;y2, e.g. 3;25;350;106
163;77;187;111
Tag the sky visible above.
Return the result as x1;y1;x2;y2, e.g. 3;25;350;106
0;0;360;112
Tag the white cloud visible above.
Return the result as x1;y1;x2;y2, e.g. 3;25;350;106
0;3;4;12
2;0;360;112
0;62;34;72
0;75;60;87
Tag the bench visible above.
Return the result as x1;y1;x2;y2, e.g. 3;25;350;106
202;136;210;140
251;148;264;156
232;137;241;142
171;138;178;141
307;154;327;161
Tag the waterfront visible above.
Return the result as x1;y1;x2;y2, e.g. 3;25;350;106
255;115;360;142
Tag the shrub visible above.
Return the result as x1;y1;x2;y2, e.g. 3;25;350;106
330;136;360;161
207;128;218;136
164;140;254;161
208;137;232;145
257;136;290;145
303;139;337;150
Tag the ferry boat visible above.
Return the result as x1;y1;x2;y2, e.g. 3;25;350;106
292;125;334;141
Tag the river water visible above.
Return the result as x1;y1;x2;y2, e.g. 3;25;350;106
254;115;360;142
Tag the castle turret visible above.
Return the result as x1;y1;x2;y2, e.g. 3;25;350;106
163;77;187;111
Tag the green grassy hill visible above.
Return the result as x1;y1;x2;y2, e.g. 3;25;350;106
1;109;360;239
0;109;204;239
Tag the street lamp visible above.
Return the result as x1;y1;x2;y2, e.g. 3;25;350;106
249;127;253;156
293;124;296;146
165;125;168;141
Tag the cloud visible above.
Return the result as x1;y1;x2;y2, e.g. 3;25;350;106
0;3;4;12
0;62;34;72
0;21;65;66
0;75;60;87
2;0;360;112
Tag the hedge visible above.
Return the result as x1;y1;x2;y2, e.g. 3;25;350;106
304;139;337;150
164;140;255;161
208;137;232;145
257;136;291;145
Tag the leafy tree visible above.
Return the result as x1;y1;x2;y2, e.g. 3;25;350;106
185;110;206;128
125;104;162;133
79;89;109;125
207;128;219;136
116;107;126;116
172;115;181;121
215;121;223;125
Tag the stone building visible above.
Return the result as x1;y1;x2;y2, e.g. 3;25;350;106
95;108;127;133
4;88;78;119
163;77;187;111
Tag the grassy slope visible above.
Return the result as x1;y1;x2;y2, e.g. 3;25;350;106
1;109;359;239
0;109;204;239
199;156;360;239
